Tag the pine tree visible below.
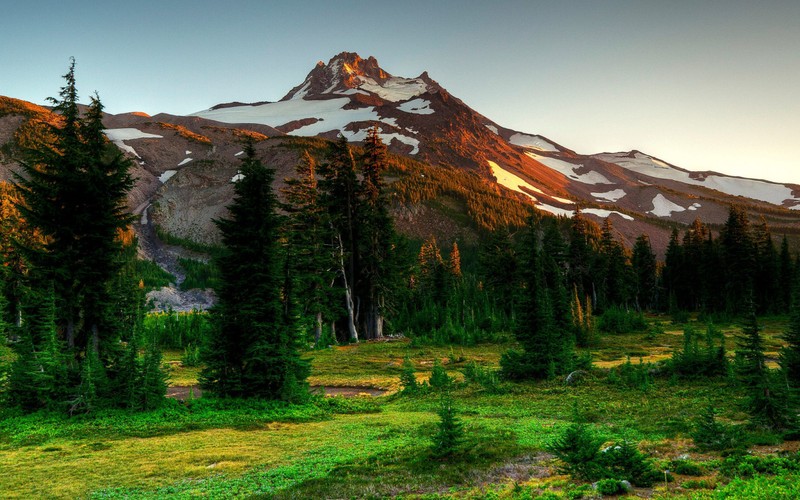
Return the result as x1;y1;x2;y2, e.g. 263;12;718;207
721;205;755;313
282;150;337;345
736;302;792;429
631;234;657;311
358;127;396;340
318;135;360;342
780;274;800;387
10;61;137;411
431;391;464;458
200;142;309;400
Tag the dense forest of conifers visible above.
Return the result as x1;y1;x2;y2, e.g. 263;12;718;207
2;63;800;438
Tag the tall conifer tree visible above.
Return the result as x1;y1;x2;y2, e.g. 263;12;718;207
200;142;308;400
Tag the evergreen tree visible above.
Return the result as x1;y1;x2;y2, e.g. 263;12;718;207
319;135;360;342
479;225;518;318
200;142;308;400
358;127;397;339
631;234;657;311
431;391;464;458
780;275;800;387
662;228;683;313
721;205;755;313
735;302;792;429
281;150;337;345
778;236;794;311
502;216;574;380
10;61;138;411
417;235;446;302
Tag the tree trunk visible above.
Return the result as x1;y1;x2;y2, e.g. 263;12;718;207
314;311;323;345
337;233;358;343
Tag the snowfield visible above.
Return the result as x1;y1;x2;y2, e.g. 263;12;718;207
649;194;685;217
397;98;434;115
535;203;634;221
509;133;558;152
356;76;427;102
597;152;800;207
485;124;499;134
526;152;612;185
103;128;163;158
342;128;420;154
159;170;177;183
192;98;397;139
591;189;627;202
177;158;193;167
488;161;539;200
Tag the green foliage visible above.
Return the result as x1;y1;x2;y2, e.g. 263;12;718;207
595;478;627;495
461;361;504;394
429;358;451;390
597;306;647;334
431;392;464;458
670;323;729;378
132;259;175;290
142;310;211;349
177;258;219;291
691;404;742;452
546;421;607;481
181;343;201;367
154;226;222;257
670;459;705;476
399;357;419;395
200;141;309;400
607;357;653;391
600;440;661;487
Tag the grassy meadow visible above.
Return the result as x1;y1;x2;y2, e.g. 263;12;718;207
1;315;800;498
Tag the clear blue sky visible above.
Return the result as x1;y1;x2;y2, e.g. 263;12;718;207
2;0;799;183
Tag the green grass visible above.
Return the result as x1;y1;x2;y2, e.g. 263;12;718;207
1;315;798;498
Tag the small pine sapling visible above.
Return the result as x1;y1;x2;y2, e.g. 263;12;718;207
429;358;451;390
431;391;464;458
400;356;419;394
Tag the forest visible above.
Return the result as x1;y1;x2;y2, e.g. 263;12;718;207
2;63;800;499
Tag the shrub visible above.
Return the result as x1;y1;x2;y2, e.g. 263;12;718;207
429;358;451;390
691;404;741;452
595;478;627;495
597;307;647;334
181;344;201;367
546;422;607;481
462;361;503;394
600;441;661;487
671;459;704;476
431;392;464;458
400;357;419;395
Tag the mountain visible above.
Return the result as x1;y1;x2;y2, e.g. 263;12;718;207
188;52;800;247
3;52;800;260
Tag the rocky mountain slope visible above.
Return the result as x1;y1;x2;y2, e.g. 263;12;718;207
3;52;800;259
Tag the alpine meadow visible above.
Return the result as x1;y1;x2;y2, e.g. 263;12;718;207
3;44;800;500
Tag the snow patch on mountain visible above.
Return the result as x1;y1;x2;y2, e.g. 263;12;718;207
397;98;434;115
357;76;426;102
192;98;383;137
509;133;557;152
343;128;420;154
159;170;177;183
597;152;799;206
536;203;633;221
178;158;192;167
526;152;612;185
485;124;499;134
592;189;627;202
488;161;539;200
104;128;163;158
649;194;685;217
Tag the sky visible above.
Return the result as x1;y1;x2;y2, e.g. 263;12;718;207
2;0;799;184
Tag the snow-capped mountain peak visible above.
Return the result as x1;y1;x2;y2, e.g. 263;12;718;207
282;52;427;102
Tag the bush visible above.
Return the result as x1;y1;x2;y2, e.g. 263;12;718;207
607;357;652;391
597;307;647;334
429;358;451;390
181;344;201;367
547;423;661;487
400;357;419;395
595;478;627;495
462;361;504;394
691;404;741;452
671;459;704;476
